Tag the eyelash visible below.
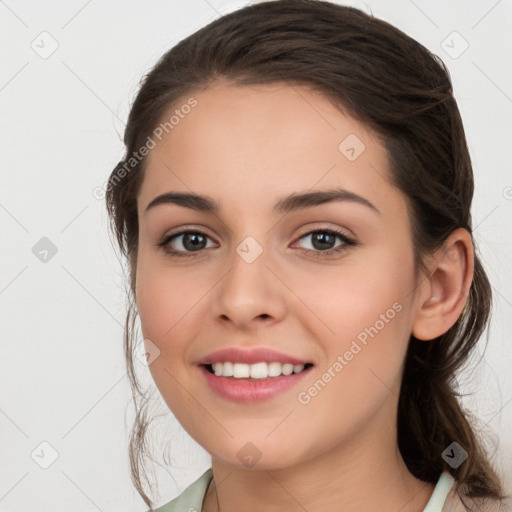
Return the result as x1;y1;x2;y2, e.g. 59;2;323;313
156;227;356;259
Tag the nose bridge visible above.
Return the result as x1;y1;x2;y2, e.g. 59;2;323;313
227;233;272;299
212;232;285;325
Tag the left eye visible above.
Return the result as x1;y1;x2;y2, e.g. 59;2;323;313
157;228;356;258
294;229;354;254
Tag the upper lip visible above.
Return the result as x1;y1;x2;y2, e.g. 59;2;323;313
196;347;312;366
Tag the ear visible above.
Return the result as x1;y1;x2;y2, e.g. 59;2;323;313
412;228;474;341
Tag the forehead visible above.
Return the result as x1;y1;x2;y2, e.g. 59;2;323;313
138;83;397;214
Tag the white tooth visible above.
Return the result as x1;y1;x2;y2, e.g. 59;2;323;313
281;363;294;376
233;363;250;378
267;362;282;377
250;362;268;379
212;361;307;378
223;361;234;377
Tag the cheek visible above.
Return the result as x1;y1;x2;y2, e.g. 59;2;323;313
136;247;190;336
296;249;416;394
292;261;415;447
136;266;176;340
298;253;414;336
135;261;203;413
135;255;213;365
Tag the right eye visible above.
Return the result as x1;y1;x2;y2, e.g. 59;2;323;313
157;230;217;258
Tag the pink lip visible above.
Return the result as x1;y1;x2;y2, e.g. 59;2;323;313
196;347;311;365
199;364;313;403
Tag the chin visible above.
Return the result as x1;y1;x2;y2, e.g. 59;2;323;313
209;440;305;471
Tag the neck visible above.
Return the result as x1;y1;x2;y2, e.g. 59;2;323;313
202;452;434;512
202;420;435;512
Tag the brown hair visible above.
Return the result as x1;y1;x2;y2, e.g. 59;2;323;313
105;1;509;509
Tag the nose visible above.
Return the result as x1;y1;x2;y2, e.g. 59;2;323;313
211;243;287;330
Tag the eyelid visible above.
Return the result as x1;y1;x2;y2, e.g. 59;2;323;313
162;224;217;239
294;222;356;240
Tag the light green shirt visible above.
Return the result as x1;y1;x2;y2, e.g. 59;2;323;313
151;468;457;512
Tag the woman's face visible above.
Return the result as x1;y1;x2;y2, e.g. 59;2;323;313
135;82;423;470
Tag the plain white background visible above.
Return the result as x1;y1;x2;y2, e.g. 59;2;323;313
1;1;511;511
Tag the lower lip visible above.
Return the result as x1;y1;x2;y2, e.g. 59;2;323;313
199;365;313;403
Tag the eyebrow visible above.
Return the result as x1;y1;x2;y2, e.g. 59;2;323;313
144;187;381;216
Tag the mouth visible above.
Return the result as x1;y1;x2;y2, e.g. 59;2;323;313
198;362;315;403
202;362;314;379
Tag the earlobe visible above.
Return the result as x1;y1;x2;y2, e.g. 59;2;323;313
412;228;474;341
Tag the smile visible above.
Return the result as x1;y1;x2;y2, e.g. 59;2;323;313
207;361;313;379
199;363;314;403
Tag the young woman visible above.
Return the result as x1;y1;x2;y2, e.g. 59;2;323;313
105;1;511;510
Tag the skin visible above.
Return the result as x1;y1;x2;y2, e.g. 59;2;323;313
135;82;473;512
